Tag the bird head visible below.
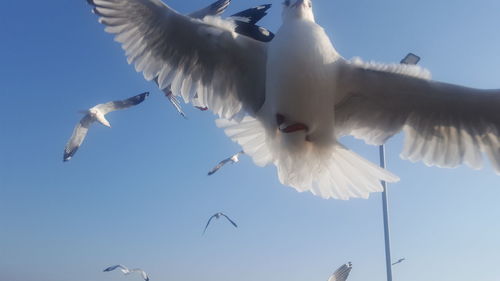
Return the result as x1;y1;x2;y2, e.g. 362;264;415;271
282;0;315;22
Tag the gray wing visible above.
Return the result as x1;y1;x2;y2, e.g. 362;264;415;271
89;0;267;119
335;60;500;172
96;92;149;114
229;4;271;25
327;262;352;281
63;114;93;162
188;0;231;19
220;213;238;228
103;264;129;273
203;214;217;234
208;158;231;175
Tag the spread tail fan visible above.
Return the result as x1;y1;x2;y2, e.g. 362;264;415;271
217;116;399;200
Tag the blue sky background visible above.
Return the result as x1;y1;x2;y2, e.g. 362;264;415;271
1;1;500;281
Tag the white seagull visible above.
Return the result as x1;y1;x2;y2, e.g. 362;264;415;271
63;92;149;161
88;0;500;200
208;151;244;175
203;212;238;234
103;264;150;281
327;262;353;281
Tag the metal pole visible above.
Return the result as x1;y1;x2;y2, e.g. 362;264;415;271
379;144;393;281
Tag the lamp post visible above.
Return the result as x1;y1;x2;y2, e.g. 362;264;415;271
380;52;420;281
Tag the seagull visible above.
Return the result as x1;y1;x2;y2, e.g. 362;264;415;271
103;264;150;281
161;1;273;118
63;92;149;161
208;151;244;175
327;262;353;281
392;258;406;266
88;0;500;200
203;212;238;234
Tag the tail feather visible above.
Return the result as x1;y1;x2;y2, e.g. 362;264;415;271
217;116;399;200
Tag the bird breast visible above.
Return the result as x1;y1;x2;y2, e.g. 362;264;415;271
264;20;340;143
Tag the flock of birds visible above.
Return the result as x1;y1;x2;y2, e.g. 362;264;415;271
61;0;500;279
102;261;354;281
79;0;500;201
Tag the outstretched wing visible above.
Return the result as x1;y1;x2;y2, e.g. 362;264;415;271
208;158;231;175
203;214;217;234
188;0;231;19
63;114;93;162
220;213;238;228
335;59;500;172
88;0;267;119
96;92;149;114
103;264;129;273
327;262;352;281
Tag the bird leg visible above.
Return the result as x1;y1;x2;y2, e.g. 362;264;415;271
276;113;310;138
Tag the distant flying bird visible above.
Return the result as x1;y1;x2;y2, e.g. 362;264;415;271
103;264;150;281
327;262;353;281
90;0;500;200
392;258;406;266
203;212;238;234
63;92;149;161
208;151;244;175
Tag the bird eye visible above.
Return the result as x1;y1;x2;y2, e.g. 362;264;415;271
283;0;291;6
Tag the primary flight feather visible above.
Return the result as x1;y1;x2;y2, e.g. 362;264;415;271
88;0;500;199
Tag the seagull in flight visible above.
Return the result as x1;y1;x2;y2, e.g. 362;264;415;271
208;151;244;175
161;1;273;118
88;0;500;200
63;92;149;161
327;262;353;281
392;258;406;266
203;212;238;234
103;264;150;281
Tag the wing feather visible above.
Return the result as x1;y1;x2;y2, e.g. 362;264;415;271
96;92;149;114
63;115;94;162
335;60;500;171
88;0;267;119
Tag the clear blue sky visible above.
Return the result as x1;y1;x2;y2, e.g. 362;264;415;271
1;1;500;281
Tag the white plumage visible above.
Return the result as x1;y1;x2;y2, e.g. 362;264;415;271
64;92;149;161
88;0;500;199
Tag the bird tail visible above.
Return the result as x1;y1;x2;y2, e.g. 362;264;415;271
217;116;399;200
